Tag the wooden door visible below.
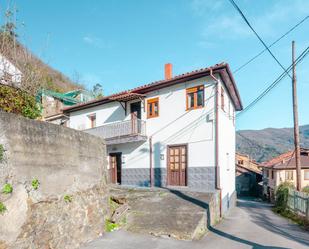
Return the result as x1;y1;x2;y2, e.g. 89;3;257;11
168;145;187;186
110;155;117;184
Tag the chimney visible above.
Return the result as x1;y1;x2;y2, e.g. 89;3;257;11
165;63;172;80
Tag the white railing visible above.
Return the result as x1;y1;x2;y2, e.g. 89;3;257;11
84;119;146;140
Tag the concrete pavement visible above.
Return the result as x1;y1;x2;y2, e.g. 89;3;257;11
80;198;309;249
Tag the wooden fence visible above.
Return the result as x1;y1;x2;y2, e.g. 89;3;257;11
287;190;309;221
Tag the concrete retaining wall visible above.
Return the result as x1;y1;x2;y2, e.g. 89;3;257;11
0;111;109;249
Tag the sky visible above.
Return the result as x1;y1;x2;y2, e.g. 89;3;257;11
0;0;309;131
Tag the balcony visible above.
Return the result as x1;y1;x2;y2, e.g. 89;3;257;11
84;119;147;145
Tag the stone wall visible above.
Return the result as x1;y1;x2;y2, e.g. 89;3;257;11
0;110;109;249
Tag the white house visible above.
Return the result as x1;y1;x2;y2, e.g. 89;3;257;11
0;54;22;86
63;62;242;215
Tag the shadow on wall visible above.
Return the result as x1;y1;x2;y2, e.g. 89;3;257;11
104;105;126;123
154;142;165;187
164;189;298;249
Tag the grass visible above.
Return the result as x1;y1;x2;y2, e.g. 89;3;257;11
64;194;73;203
0;144;4;161
273;207;309;230
31;178;39;190
0;202;6;214
105;219;119;232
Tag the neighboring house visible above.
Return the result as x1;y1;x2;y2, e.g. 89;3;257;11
235;153;262;197
63;62;243;215
262;149;309;200
37;89;94;125
0;53;22;86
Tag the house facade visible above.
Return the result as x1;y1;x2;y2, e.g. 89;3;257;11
63;63;242;214
262;149;309;200
0;54;22;86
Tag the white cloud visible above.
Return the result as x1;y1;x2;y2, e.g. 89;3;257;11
82;35;111;49
192;0;309;46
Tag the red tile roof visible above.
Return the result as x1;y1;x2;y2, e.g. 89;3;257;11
63;62;243;113
262;149;309;170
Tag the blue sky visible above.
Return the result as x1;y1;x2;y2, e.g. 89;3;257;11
1;0;309;130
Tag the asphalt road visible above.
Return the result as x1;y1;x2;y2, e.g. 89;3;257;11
80;198;309;249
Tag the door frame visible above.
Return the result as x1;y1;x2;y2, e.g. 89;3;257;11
166;144;188;186
109;152;122;184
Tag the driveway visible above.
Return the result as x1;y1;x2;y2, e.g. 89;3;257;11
80;198;309;249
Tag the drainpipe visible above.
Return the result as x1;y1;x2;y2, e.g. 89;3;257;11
210;69;222;218
149;136;153;187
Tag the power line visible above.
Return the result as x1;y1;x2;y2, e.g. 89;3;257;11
237;45;309;117
229;0;292;79
233;15;309;74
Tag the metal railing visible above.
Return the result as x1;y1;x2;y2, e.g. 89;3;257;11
287;190;309;221
85;118;146;140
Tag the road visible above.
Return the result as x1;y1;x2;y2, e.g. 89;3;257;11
80;198;309;249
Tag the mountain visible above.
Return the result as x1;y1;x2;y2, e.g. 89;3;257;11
236;125;309;163
0;32;81;93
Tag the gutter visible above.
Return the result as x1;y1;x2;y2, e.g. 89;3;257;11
210;69;222;218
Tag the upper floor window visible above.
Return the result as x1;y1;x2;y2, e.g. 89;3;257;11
285;170;293;181
186;85;204;110
88;114;96;128
147;97;159;118
221;87;225;111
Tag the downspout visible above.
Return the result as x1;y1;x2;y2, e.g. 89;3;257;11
210;69;222;218
149;136;153;187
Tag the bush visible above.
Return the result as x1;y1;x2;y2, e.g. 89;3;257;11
105;219;119;232
274;182;295;212
2;183;13;194
302;186;309;194
0;84;41;119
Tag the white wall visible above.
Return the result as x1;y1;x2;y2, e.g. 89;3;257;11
217;78;236;211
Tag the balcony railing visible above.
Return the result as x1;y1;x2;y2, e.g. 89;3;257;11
84;119;147;144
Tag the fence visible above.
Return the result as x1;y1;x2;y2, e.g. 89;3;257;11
287;190;309;221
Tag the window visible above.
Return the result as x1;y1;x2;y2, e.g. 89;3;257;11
285;170;293;181
88;114;96;128
237;159;244;165
186;85;204;110
271;170;274;179
221;87;225;111
304;170;309;180
147;97;159;118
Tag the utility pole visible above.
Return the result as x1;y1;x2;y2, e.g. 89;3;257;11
292;41;301;191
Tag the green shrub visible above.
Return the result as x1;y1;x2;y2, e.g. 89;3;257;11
0;84;41;119
0;202;6;214
64;194;73;203
2;183;13;194
302;186;309;194
275;182;295;212
31;178;39;190
0;144;4;161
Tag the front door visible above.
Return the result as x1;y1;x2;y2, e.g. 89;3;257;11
167;145;187;186
109;153;122;184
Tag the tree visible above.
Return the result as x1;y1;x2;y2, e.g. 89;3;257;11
92;83;103;98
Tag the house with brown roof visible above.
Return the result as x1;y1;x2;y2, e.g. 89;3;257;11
63;62;243;215
262;149;309;200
